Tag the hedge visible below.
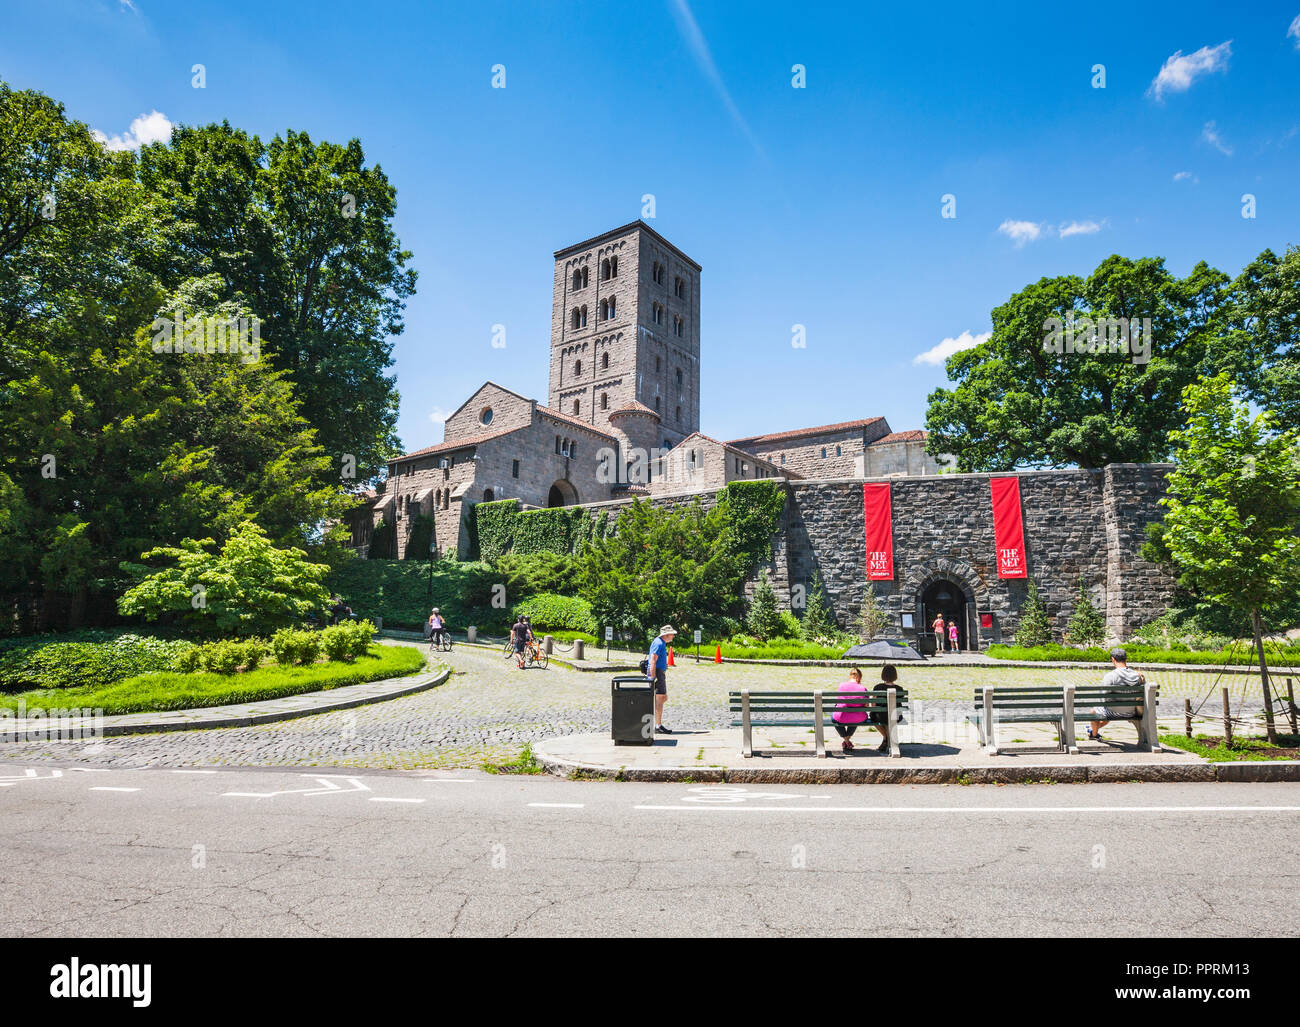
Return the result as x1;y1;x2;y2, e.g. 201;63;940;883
474;500;601;561
0;631;195;691
514;593;596;633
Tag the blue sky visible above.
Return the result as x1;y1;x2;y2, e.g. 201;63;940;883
3;0;1299;451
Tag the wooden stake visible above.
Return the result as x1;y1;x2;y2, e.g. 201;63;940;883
1287;678;1297;735
1222;687;1233;747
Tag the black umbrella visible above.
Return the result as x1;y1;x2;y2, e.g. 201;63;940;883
842;639;924;661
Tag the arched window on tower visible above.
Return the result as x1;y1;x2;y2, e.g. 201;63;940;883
601;258;611;280
572;269;582;291
571;307;581;330
581;266;589;288
601;351;609;370
601;392;608;410
575;359;582;376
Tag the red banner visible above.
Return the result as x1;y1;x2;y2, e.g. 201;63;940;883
863;483;894;580
990;476;1027;578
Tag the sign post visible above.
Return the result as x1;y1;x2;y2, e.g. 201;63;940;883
605;625;613;661
694;627;702;663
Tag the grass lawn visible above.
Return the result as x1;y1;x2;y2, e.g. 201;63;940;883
1158;732;1300;762
0;643;429;716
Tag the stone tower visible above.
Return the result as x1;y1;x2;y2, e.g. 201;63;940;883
549;221;701;452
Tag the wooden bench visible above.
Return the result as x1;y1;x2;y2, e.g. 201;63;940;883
968;683;1159;754
727;688;908;758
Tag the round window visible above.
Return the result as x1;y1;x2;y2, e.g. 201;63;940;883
480;407;493;425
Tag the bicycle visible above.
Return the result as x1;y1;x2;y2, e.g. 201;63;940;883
429;630;452;653
523;639;548;670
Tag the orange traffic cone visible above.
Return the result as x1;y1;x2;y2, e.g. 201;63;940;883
714;644;722;664
667;646;675;666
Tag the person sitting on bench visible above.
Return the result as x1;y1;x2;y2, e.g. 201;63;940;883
832;667;868;752
1089;647;1145;740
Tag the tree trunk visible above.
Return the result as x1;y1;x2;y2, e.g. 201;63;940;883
1251;607;1278;745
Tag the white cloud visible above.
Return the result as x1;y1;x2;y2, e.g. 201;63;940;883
1173;170;1199;183
119;0;138;12
1147;40;1232;101
1201;120;1233;155
914;330;991;367
997;219;1045;247
91;110;173;151
1289;14;1300;50
428;406;454;424
1058;219;1102;238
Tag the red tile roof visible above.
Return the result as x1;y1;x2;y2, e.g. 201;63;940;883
607;400;660;418
728;416;886;448
394;426;522;462
537;405;616;439
873;430;927;444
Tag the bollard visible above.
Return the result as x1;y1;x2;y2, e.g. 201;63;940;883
1222;687;1232;747
574;639;584;661
467;625;477;644
544;634;553;655
1287;678;1297;735
1184;698;1192;736
374;616;383;632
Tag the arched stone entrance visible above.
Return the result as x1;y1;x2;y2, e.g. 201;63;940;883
547;479;578;507
903;558;989;652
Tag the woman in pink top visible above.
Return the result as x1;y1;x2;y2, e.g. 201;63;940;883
948;621;959;653
832;667;869;752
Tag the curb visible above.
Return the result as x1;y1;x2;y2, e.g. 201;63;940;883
0;665;451;740
534;749;1300;784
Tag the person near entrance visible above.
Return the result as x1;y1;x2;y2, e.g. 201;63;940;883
948;619;959;653
931;612;946;655
645;625;676;734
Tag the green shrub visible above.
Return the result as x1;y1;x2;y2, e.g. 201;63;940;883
746;571;782;641
241;638;268;671
203;640;243;675
296;631;323;665
346;620;376;658
0;631;196;691
321;625;352;661
1064;578;1107;646
270;628;302;666
492;552;581;598
174;647;202;674
1014;579;1053;647
514;593;596;633
776;611;801;639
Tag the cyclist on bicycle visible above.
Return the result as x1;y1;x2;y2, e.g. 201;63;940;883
427;608;447;650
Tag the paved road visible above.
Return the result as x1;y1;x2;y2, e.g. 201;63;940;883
2;765;1296;937
0;641;1271;771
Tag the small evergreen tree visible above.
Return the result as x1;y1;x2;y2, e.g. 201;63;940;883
1064;577;1107;646
1014;578;1053;647
746;570;782;641
801;571;836;640
857;582;889;642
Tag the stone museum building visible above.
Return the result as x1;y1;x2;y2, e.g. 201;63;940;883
348;221;1174;646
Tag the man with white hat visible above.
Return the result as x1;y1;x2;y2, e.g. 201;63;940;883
646;624;677;734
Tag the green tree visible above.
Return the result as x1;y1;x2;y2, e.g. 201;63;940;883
800;571;836;640
580;498;745;642
1212;246;1300;433
1064;577;1107;646
138;123;416;485
118;520;331;637
857;582;889;642
1148;374;1300;741
1014;579;1053;647
925;254;1229;469
746;571;782;641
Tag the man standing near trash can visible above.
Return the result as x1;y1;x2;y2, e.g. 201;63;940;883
646;625;676;734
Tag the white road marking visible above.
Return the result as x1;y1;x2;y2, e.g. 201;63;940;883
69;768;111;773
369;797;424;804
528;802;585;808
223;775;370;799
635;804;1300;814
89;787;140;793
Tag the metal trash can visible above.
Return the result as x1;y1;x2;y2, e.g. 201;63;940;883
611;675;654;745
